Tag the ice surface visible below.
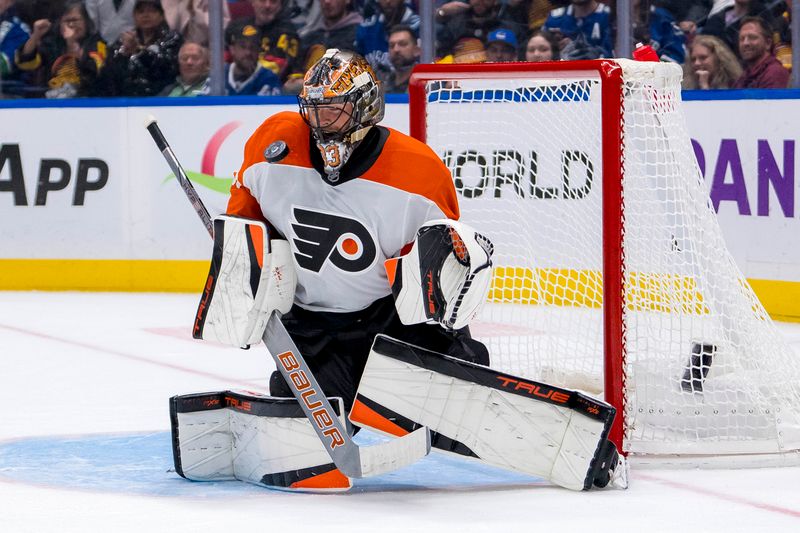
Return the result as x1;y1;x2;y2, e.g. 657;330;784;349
1;292;799;532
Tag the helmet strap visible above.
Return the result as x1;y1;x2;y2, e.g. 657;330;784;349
347;125;372;144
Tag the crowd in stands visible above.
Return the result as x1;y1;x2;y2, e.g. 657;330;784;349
0;0;795;98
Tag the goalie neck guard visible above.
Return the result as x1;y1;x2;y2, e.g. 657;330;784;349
297;49;385;179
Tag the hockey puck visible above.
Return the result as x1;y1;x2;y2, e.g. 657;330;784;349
264;140;289;163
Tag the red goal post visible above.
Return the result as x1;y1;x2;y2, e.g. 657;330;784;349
408;59;800;465
411;60;627;452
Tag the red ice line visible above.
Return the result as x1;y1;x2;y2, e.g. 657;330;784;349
637;472;800;519
0;323;264;390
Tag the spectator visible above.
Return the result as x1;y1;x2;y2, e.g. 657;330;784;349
543;0;613;58
772;0;792;70
657;0;712;38
290;0;323;39
85;0;136;45
227;0;255;20
374;23;420;93
434;0;470;23
559;31;606;60
161;0;230;46
733;16;790;87
286;0;362;92
702;0;775;56
224;0;300;83
453;35;487;62
436;0;525;58
682;33;742;88
159;41;209;95
526;0;557;32
15;0;106;98
15;0;67;23
632;0;687;63
485;27;518;61
1;0;30;92
492;0;531;24
356;0;419;72
301;0;363;57
99;0;183;96
224;22;281;95
525;28;560;61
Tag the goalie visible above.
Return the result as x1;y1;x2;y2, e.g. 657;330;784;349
203;48;491;410
185;48;626;492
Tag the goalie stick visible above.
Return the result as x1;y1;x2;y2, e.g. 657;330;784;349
144;115;431;478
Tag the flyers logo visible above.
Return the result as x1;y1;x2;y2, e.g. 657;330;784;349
290;207;377;274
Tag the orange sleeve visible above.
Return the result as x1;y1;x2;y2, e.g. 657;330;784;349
226;112;312;222
227;183;266;222
416;153;460;221
226;120;271;222
362;129;460;221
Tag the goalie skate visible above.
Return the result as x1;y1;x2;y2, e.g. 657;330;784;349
170;390;352;491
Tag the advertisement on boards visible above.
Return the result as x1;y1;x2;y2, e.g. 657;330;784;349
683;99;799;283
0;103;410;262
0;96;797;313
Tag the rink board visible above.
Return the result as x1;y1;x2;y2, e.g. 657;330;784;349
2;94;800;319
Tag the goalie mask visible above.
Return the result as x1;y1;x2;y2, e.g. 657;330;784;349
298;48;385;180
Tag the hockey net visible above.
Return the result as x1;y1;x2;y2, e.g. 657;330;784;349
409;59;800;465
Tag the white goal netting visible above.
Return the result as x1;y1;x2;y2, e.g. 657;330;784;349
414;60;800;463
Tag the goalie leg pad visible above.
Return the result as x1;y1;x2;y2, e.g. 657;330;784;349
170;390;351;491
350;335;622;491
193;215;296;348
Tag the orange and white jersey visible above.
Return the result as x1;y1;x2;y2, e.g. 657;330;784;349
228;111;459;313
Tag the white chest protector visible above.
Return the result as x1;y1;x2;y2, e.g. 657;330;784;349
240;161;448;313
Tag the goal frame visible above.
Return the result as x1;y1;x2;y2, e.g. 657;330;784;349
408;60;631;452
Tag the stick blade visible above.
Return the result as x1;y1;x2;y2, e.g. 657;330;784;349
357;426;431;477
